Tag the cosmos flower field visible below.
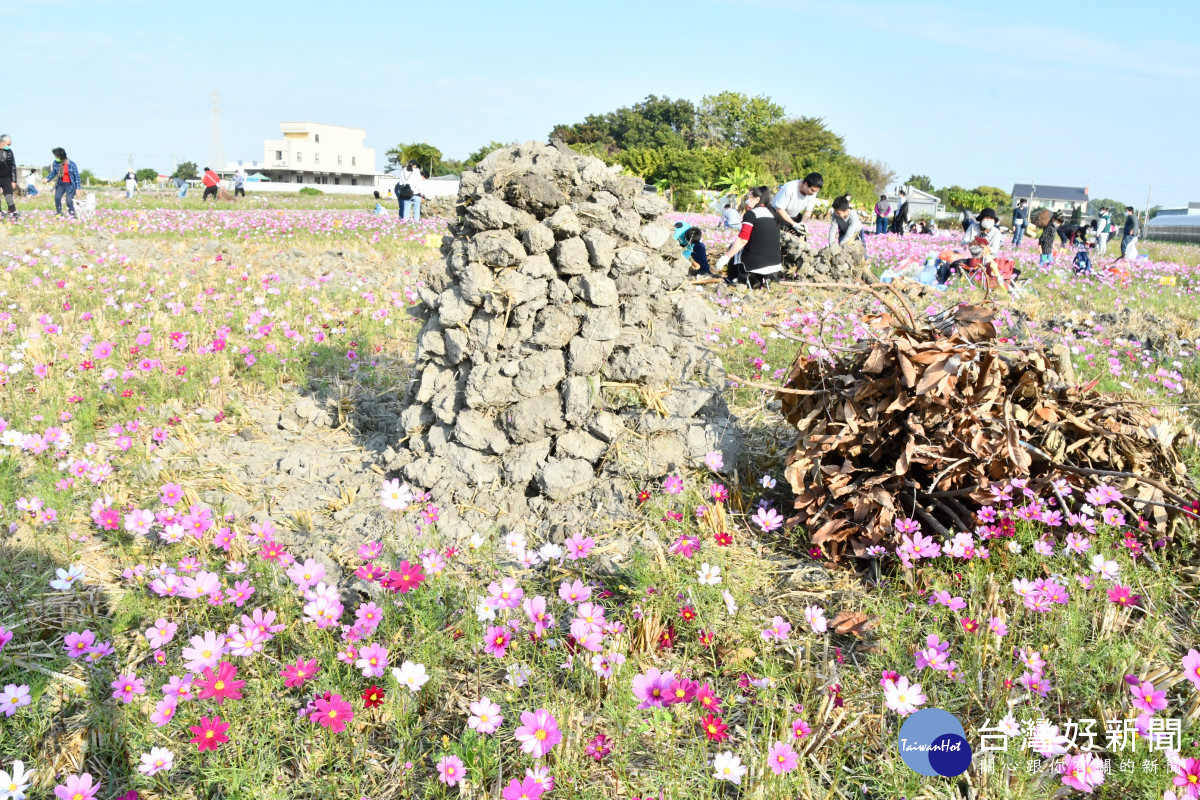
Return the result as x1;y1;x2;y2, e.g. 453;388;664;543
1;202;1200;799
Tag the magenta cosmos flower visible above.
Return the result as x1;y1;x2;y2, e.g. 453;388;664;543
514;708;562;758
631;667;675;709
310;693;354;732
768;740;799;775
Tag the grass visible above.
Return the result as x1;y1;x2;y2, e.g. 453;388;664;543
1;216;1199;798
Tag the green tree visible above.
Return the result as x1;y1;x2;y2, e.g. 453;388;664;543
713;166;762;197
552;95;695;152
134;168;158;182
171;161;198;180
696;92;785;148
615;147;664;180
463;141;510;169
797;154;875;203
751;117;845;181
851;157;896;193
942;188;990;212
385;143;443;175
970;185;1011;210
1090;197;1130;225
906;174;935;193
79;169;97;185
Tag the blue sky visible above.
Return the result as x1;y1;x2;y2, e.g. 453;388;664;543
7;0;1198;207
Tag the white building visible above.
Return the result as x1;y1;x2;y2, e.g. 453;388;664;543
259;122;376;187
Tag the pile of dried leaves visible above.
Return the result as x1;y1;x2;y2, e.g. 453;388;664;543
778;298;1197;560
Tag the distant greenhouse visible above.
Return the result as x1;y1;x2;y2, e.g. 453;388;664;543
1145;212;1200;244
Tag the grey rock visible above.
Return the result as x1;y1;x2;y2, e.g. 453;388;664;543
547;206;582;239
522;224;556;256
503;438;553;485
583;228;616;270
454;409;509;454
567;336;609;375
556;430;606;462
515;350;566;397
469;230;526;267
552;237;590;275
576;273;618;307
502;392;566;444
529;307;579;349
588;411;625;443
561;375;600;425
537;458;594;501
580;306;621;341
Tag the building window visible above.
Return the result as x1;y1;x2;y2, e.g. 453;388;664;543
296;174;303;183
314;153;320;164
275;150;283;160
351;178;357;186
338;155;343;165
314;134;320;143
296;152;302;162
334;177;340;185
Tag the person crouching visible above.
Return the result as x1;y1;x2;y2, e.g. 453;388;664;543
716;186;783;288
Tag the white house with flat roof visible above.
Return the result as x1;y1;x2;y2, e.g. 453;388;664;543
260;122;376;187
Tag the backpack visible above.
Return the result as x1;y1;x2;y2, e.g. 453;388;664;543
395;182;415;201
1073;249;1092;274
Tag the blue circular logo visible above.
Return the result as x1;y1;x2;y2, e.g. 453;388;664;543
897;709;972;777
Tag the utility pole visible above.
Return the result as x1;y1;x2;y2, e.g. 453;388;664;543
128;153;134;172
1144;184;1153;228
209;91;224;171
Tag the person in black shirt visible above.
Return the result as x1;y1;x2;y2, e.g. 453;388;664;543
889;189;910;235
716;186;783;287
1116;206;1139;260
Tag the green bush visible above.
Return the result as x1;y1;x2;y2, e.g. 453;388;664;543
672;188;701;211
298;187;323;196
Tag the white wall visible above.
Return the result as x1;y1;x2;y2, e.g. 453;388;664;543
264;122;376;177
231;178;460;198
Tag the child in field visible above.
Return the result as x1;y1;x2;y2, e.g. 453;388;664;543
1039;212;1063;265
673;223;711;276
827;195;862;245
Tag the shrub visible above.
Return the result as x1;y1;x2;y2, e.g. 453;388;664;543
299;187;323;196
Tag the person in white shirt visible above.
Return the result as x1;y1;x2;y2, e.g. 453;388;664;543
25;168;41;196
124;170;137;198
396;160;425;222
720;203;741;227
770;171;823;238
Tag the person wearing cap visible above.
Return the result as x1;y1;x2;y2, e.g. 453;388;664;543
770;172;822;239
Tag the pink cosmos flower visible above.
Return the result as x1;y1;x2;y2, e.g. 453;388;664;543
487;577;524;609
663;475;683;494
632;668;675;709
280;658;319;688
761;616;791;642
804;605;827;633
150;697;177;727
437;755;465;786
110;673;146;704
1130;680;1168;713
468;696;503;734
768;741;799;775
54;773;100;800
355;642;390;678
514;708;562;758
1183;649;1200;691
565;532;595;560
558;579;590;604
751;506;783;532
310;693;354;732
1172;757;1200;798
194;661;244;705
484;626;511;659
64;629;95;658
501;776;544;800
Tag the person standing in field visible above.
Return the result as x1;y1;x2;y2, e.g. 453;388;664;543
1011;198;1029;246
770;172;823;238
0;135;18;220
1096;207;1112;254
50;147;80;217
716;186;783;288
25;168;40;196
1116;206;1139;261
124;169;137;199
201;167;221;202
873;194;891;234
396;160;425;221
889;189;910;235
1039;211;1063;265
234;169;246;197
